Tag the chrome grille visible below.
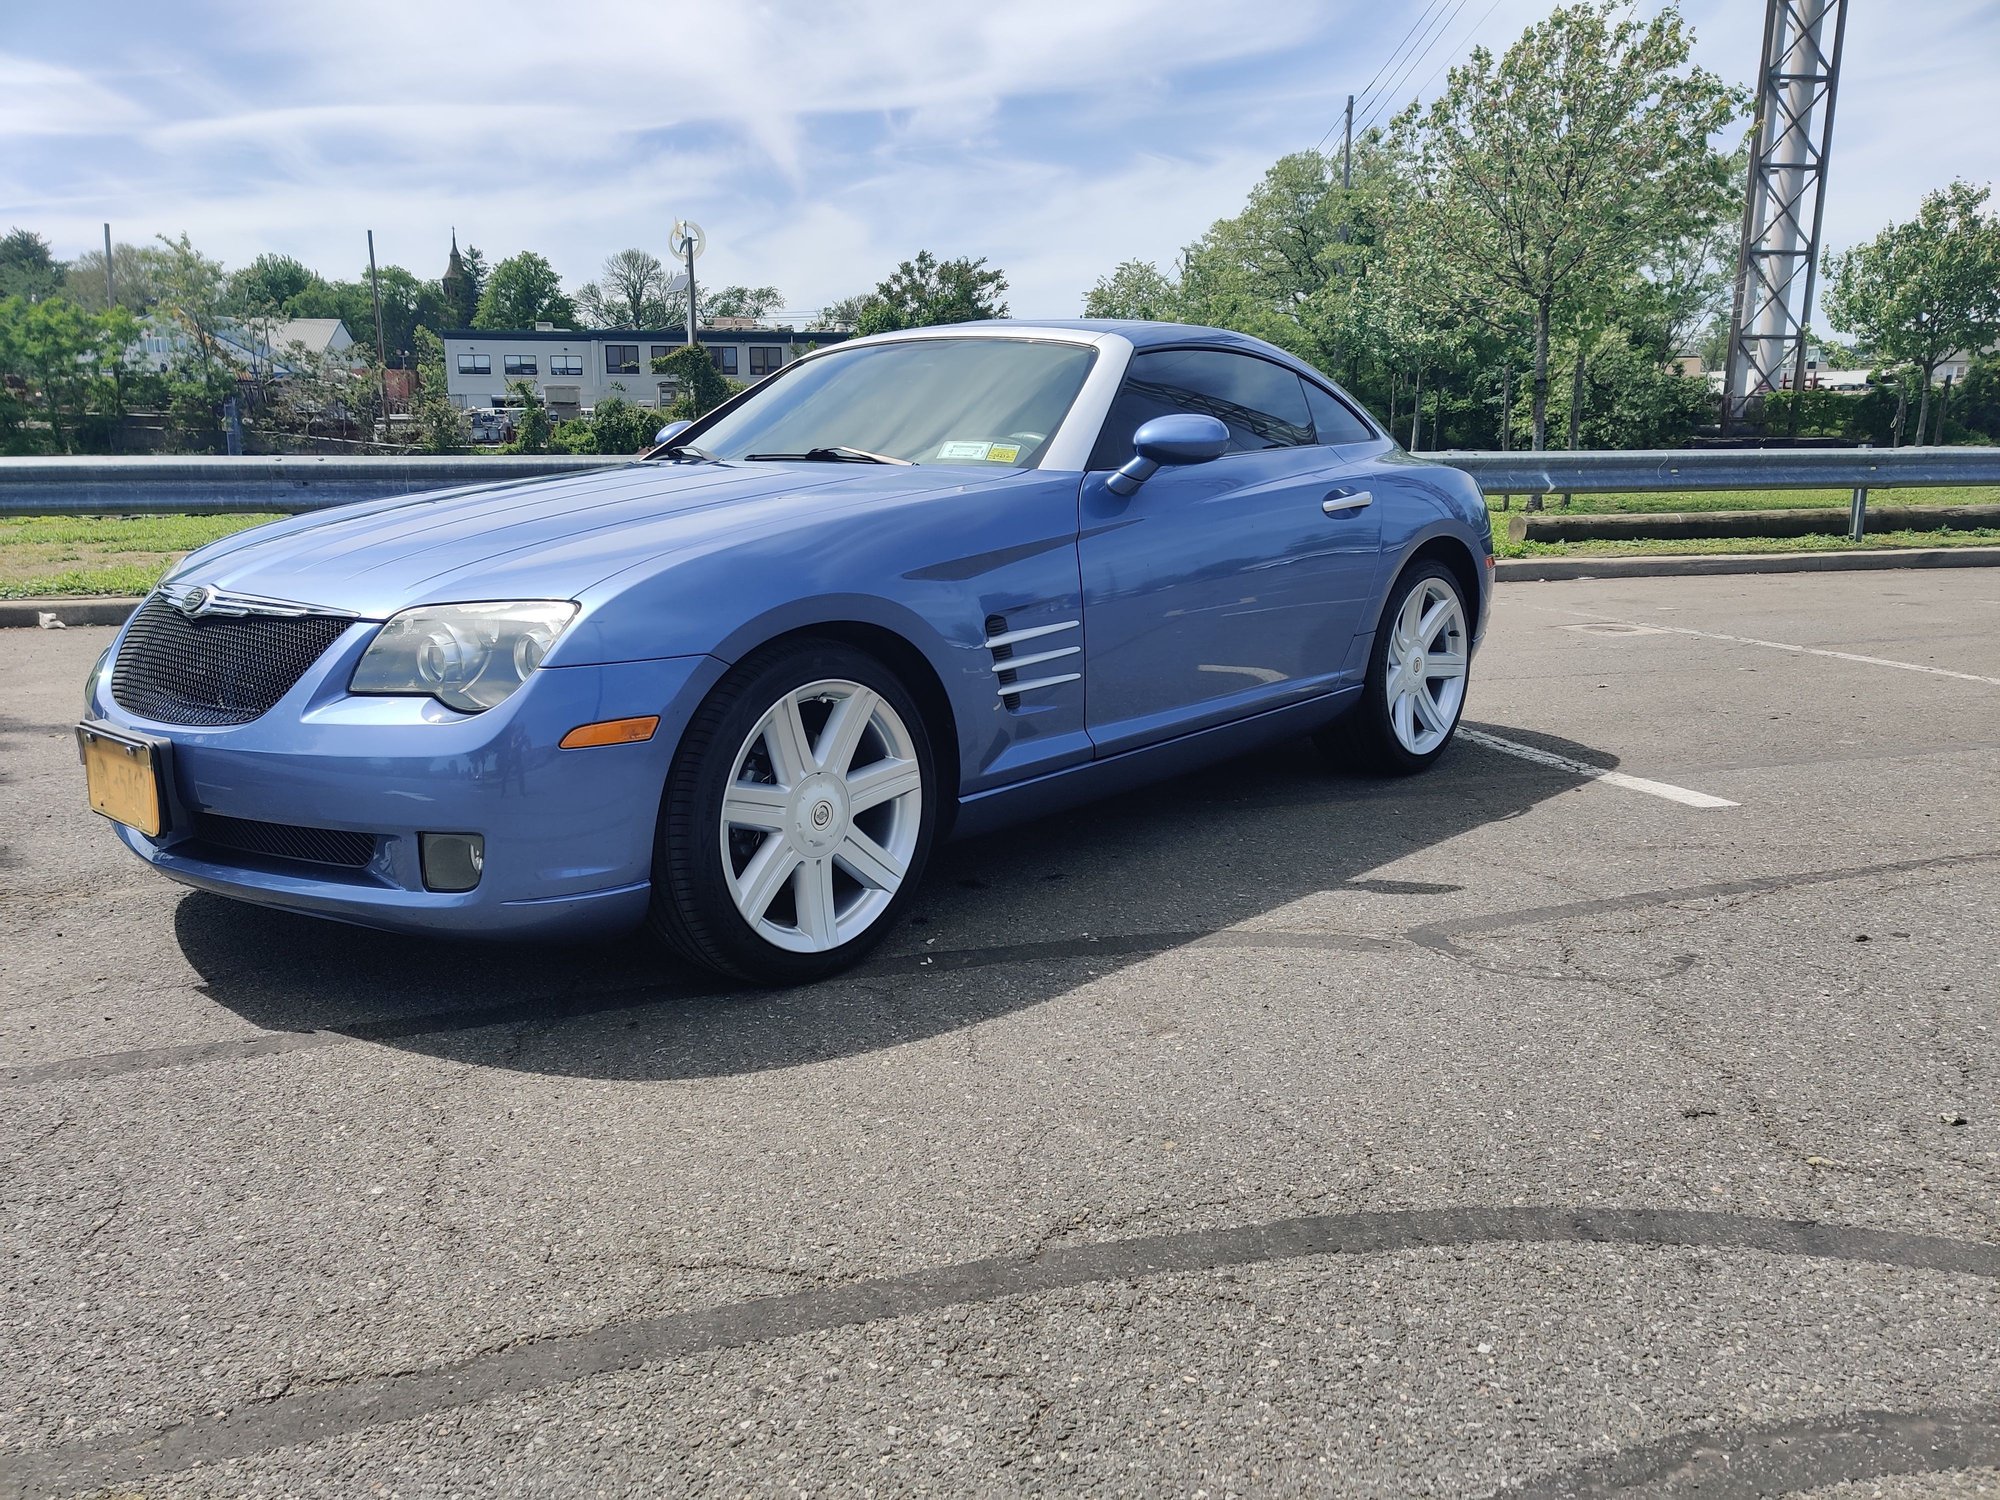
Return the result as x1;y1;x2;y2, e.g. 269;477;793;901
191;812;377;869
110;596;350;726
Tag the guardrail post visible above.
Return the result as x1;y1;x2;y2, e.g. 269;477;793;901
1848;485;1868;543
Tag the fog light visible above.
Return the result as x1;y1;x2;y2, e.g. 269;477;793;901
420;832;485;892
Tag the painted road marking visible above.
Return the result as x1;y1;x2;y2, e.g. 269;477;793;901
1459;728;1740;809
1529;603;2000;687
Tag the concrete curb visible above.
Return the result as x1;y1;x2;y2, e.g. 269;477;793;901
6;546;2000;627
1493;545;2000;582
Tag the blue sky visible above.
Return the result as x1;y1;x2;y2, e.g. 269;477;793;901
4;0;1997;321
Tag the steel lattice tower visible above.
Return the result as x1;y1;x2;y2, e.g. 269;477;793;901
1721;0;1849;431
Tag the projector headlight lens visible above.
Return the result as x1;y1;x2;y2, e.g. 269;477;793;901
351;601;577;713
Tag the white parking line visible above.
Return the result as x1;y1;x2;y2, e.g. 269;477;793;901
1459;728;1740;809
1527;603;2000;687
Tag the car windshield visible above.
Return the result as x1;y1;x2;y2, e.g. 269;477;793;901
676;337;1097;469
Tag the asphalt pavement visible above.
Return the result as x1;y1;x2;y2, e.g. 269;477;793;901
3;570;1998;1498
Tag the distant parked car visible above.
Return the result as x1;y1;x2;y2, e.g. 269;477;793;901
79;321;1493;984
467;408;519;444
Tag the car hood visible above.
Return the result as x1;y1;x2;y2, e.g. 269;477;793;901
164;460;980;619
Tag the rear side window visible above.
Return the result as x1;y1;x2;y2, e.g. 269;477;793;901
1089;348;1313;469
1302;380;1376;444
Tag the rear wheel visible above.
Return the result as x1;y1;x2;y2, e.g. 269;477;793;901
1316;561;1470;775
650;640;936;984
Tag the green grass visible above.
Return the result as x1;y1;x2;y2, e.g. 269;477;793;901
1493;526;2000;560
1487;485;2000;516
0;513;280;599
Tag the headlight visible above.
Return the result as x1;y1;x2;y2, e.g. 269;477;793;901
86;647;112;714
350;601;577;713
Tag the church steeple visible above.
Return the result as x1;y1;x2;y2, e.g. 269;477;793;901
442;229;474;327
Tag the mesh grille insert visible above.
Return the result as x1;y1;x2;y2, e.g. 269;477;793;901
191;812;377;869
110;596;351;726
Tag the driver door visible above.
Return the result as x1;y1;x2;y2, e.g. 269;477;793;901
1078;347;1382;757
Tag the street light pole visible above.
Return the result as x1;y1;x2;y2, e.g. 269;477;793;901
367;230;391;446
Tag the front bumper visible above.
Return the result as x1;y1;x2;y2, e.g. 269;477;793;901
87;619;723;940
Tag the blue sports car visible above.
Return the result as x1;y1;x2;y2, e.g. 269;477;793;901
79;321;1492;983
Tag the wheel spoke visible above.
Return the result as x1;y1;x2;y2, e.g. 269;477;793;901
834;828;906;892
847;757;921;813
1392;689;1417;748
814;686;878;776
1396;589;1424;648
762;694;815;788
1416;595;1453;650
1412;684;1447;736
732;837;800;925
1426;651;1467;681
721;781;788;831
793;858;839;945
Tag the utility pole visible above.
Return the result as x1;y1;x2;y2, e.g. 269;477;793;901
103;224;114;306
1341;93;1354;190
366;230;391;446
684;236;697;348
1721;0;1849;435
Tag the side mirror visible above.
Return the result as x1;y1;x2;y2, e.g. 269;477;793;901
1105;414;1230;496
653;419;693;445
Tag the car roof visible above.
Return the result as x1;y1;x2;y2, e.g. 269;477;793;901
915;318;1328;369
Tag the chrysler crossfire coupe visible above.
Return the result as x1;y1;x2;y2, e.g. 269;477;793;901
80;321;1493;983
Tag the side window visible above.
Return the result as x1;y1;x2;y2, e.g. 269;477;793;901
1088;349;1313;469
1302;380;1376;444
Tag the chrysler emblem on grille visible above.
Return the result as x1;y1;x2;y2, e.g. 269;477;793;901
171;585;215;618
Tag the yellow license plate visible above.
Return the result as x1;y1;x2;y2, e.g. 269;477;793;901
80;725;164;836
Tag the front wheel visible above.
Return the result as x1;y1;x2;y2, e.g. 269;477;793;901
1316;561;1471;775
649;640;937;984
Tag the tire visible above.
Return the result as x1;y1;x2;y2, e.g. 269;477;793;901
1315;560;1471;776
649;638;939;985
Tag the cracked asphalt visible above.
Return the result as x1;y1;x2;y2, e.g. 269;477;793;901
3;569;1998;1498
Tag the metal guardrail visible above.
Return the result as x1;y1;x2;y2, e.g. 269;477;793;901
4;447;1998;541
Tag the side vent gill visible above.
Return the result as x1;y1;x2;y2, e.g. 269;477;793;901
982;615;1081;712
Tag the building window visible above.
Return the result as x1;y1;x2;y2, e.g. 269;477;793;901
710;347;738;376
550;355;583;376
650;345;671;367
605;344;640;375
748;346;782;378
456;353;491;375
503;354;538;376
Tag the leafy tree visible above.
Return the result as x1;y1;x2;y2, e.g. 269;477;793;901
588;394;658;453
151;233;239;441
651;345;731;419
1394;2;1740;450
811;292;883;331
501;379;552;452
0;229;66;303
64;241;168;313
861;251;1007;333
230;253;317;316
0;295;138;453
578;248;674;327
474;252;576;330
699;284;783;323
1083;260;1182;321
408;326;466;453
1823;180;2000;443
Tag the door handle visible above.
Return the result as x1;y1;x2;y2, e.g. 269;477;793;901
1322;489;1373;515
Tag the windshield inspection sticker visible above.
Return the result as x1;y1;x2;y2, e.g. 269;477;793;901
937;440;994;461
986;443;1022;463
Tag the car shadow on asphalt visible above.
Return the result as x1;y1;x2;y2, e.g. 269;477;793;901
171;724;1607;1081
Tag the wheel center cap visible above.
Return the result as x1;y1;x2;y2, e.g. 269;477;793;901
791;774;848;852
1409;651;1425;677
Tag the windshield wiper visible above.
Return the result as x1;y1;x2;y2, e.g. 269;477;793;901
744;445;914;466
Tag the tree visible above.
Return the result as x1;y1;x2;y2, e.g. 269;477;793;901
862;251;1007;332
151;233;239;438
578;248;674;327
1394;2;1740;450
810;292;884;331
0;295;138;453
699;284;783;323
408;326;466;453
1823;180;2000;443
651;345;731;419
1083;260;1182;321
0;229;65;303
502;379;553;453
63;241;168;313
230;253;317;316
474;252;577;330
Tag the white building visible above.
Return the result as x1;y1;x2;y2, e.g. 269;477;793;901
441;326;849;415
127;316;357;377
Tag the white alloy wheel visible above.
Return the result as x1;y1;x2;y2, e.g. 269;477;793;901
1384;578;1469;756
718;679;925;954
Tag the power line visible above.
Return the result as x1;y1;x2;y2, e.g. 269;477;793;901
1401;0;1509;111
1314;0;1450;150
1357;0;1476;135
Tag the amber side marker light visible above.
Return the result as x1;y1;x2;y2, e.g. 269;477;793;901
559;716;660;749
